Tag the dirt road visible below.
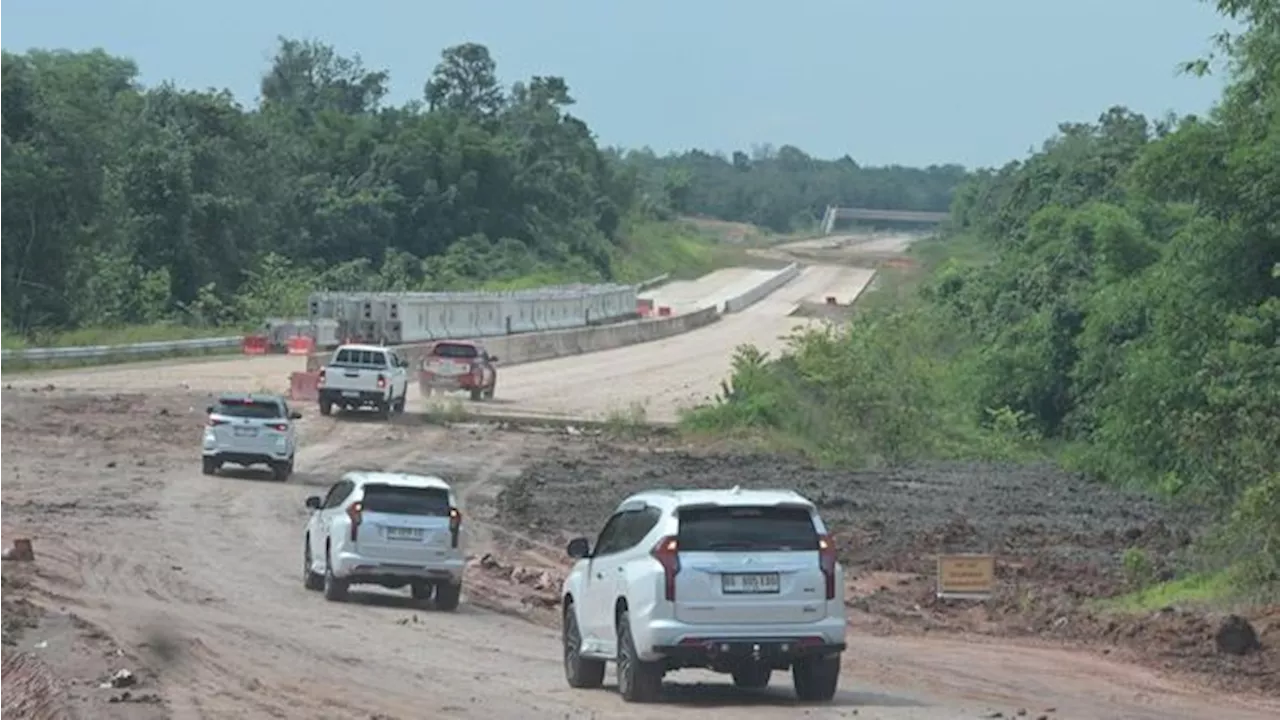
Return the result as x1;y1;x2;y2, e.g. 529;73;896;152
3;243;1276;718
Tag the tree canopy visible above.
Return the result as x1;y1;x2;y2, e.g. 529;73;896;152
688;0;1279;587
1;38;968;340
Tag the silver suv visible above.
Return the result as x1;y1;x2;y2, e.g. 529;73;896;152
202;393;300;481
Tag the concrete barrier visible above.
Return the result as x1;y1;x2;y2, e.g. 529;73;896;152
305;305;721;372
722;262;801;313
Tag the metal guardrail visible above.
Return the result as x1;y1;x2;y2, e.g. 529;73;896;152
1;336;242;363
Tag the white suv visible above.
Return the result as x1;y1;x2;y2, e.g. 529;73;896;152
302;472;466;610
560;487;846;703
202;393;301;481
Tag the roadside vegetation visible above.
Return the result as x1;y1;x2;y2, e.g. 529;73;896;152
1;40;957;351
684;0;1279;603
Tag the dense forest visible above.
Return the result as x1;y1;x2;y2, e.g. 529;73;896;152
622;146;965;232
0;39;961;343
688;0;1279;593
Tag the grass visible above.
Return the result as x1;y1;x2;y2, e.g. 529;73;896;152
2;322;246;350
1098;570;1238;613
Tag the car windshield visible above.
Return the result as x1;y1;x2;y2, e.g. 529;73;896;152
361;484;451;516
677;506;819;552
213;399;283;419
431;343;479;359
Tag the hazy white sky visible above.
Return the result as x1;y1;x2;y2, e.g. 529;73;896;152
2;0;1233;168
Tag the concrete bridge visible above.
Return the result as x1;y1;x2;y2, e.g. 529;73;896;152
821;205;949;234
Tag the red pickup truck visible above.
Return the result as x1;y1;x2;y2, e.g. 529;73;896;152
418;340;498;401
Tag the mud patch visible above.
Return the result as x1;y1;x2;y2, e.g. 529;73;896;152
497;443;1278;695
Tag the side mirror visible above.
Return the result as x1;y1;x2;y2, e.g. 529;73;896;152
205;405;214;414
305;496;322;510
290;411;303;420
489;355;500;363
566;537;591;559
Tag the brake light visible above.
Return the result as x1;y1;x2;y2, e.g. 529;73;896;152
448;507;462;548
347;501;363;542
818;534;837;600
317;368;326;386
376;373;386;389
267;423;288;432
651;536;680;601
208;417;228;426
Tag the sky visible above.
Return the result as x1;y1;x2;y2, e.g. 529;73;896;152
2;0;1235;169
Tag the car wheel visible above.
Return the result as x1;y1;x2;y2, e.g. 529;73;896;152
410;582;433;607
563;600;605;689
434;581;461;611
271;460;291;482
469;387;483;401
792;654;840;702
616;608;662;702
319;400;332;416
201;457;219;476
394;392;407;414
323;547;348;602
484;382;496;400
378;400;392;420
303;539;323;591
732;664;772;689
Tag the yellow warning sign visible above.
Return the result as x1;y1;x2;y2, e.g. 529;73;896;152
936;554;996;599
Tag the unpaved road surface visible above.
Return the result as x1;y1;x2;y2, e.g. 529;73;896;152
4;241;1277;718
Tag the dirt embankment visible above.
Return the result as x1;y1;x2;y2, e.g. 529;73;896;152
497;443;1279;697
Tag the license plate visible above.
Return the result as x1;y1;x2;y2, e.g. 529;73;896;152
341;390;360;398
721;572;780;594
233;427;257;437
385;527;424;541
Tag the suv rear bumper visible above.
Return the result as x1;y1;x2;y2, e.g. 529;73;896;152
638;617;847;664
332;551;465;586
653;637;847;669
203;450;291;465
419;374;485;390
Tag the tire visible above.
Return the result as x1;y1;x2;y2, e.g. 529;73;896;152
303;539;323;591
271;459;292;482
319;399;332;416
435;581;461;611
323;548;348;602
410;582;433;607
483;382;496;400
378;399;392;421
201;457;219;476
732;665;772;689
563;601;605;689
616;609;663;702
792;654;840;702
469;387;483;401
393;391;407;414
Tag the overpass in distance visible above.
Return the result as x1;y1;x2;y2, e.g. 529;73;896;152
820;205;950;234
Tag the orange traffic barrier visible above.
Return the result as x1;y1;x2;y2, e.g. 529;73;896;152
636;298;655;317
289;371;320;402
286;336;316;355
657;306;672;317
242;335;269;354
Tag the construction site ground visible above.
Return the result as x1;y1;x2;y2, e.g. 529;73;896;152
2;233;1277;719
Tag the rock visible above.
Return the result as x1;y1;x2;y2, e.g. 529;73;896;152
1215;614;1261;656
2;539;35;562
477;553;502;570
105;668;136;688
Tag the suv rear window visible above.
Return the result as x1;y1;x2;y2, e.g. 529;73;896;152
678;506;819;552
361;484;451;516
431;343;479;359
333;349;388;367
213;399;283;419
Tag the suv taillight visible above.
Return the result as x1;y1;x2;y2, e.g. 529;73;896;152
818;534;837;600
347;501;363;542
267;423;288;432
208;417;228;427
651;536;680;601
376;373;386;389
448;508;462;548
317;368;326;386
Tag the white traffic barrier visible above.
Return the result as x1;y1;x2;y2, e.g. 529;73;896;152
722;263;801;313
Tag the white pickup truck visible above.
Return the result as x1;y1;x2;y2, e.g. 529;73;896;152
317;344;410;419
